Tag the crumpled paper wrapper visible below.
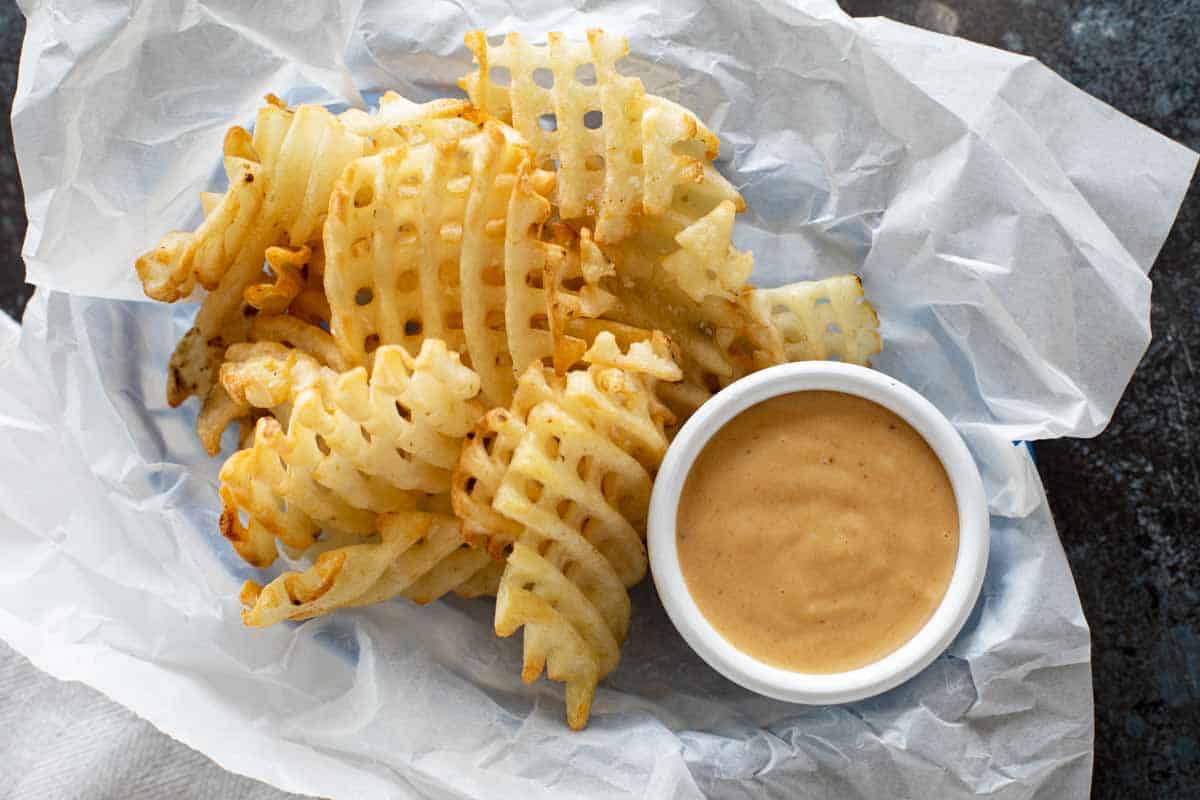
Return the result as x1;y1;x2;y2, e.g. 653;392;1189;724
2;0;1194;797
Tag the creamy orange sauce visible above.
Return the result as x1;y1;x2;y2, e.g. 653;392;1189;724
676;391;958;673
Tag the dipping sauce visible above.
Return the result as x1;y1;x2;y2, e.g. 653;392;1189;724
676;391;958;673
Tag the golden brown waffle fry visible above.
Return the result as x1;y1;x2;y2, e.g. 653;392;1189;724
753;275;882;365
324;125;482;367
154;99;368;451
219;339;483;568
224;339;483;497
219;416;373;568
494;399;650;584
239;511;488;626
222;413;381;552
136;129;263;303
461;30;742;246
451;336;677;728
495;541;620;729
660;201;753;304
324;121;582;406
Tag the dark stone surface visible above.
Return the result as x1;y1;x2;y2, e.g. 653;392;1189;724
0;0;1196;797
0;1;29;321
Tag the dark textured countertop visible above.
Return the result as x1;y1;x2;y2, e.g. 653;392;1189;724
1;1;1196;797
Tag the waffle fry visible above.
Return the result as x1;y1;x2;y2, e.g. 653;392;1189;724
226;339;482;496
753;275;882;365
400;543;496;604
219;339;483;567
151;99;368;452
219;415;377;567
495;541;620;729
452;335;677;728
661;201;753;304
461;30;743;246
324;121;583;405
240;511;485;626
135;128;264;303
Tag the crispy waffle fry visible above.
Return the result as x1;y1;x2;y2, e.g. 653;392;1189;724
324;121;582;405
461;30;742;246
240;515;413;626
155;99;369;451
660;201;753;304
400;543;496;604
239;511;488;626
219;415;376;567
135;129;263;303
753;275;882;365
451;337;678;728
495;399;650;585
349;513;476;608
223;339;483;498
495;542;619;729
324;127;481;365
219;339;483;568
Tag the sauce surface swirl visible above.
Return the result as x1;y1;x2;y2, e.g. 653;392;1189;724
676;390;959;673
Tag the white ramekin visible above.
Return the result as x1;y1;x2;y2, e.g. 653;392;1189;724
648;361;989;705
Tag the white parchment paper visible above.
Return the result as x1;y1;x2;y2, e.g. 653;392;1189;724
2;1;1195;797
